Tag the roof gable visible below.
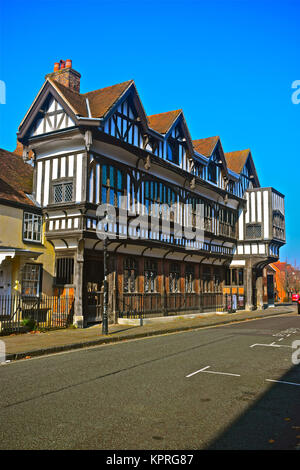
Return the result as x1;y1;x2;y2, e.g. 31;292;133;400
225;149;250;174
50;80;88;116
148;110;182;134
192;136;219;158
29;94;76;137
225;149;260;186
193;136;229;180
84;80;134;119
18;80;82;141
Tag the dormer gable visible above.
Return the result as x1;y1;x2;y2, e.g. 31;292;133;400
148;110;194;168
17;79;83;144
225;149;260;189
101;81;149;147
193;136;229;186
30;95;76;137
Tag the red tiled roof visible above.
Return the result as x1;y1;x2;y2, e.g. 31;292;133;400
50;79;133;118
84;80;133;118
0;148;34;206
192;136;219;157
0;178;35;206
147;110;182;134
225;149;250;174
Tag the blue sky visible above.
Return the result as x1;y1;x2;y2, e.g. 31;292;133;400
0;0;299;265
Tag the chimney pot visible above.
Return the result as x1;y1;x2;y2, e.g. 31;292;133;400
46;60;81;92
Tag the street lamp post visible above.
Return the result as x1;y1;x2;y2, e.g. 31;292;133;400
102;237;108;335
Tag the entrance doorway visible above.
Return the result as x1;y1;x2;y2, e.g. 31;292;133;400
85;258;104;323
267;274;275;305
0;263;12;315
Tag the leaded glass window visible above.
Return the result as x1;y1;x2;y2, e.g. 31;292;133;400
22;264;41;297
144;260;158;293
169;263;180;293
124;258;137;293
101;164;123;206
53;182;73;203
23;212;42;242
185;265;194;293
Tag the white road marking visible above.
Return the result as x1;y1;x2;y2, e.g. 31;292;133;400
186;366;210;377
186;366;240;378
250;343;293;349
266;379;300;387
279;338;284;341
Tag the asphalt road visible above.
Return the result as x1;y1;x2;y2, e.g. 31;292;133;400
1;312;300;450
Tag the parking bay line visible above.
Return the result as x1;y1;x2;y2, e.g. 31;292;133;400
250;342;293;349
186;366;240;378
186;370;300;386
266;379;300;387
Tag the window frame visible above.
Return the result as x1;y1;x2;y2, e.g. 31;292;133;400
169;263;180;293
23;212;43;243
21;263;42;297
185;264;195;293
55;257;74;286
100;164;124;206
166;137;180;165
52;180;74;204
123;257;138;294
144;259;158;293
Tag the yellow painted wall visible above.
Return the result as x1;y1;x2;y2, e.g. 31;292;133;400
0;203;55;295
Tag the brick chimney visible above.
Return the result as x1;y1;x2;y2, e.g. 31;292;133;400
45;59;81;93
14;140;34;161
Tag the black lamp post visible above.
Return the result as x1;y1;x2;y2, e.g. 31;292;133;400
102;237;108;335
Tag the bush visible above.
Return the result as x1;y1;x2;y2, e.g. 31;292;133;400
21;318;37;331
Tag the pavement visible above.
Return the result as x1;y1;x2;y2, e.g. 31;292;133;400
0;304;296;362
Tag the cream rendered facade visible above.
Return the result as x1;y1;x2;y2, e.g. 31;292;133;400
0;202;55;298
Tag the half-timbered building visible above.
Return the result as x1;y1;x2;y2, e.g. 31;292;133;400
16;60;286;326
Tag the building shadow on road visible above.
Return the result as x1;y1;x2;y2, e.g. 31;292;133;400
206;364;300;450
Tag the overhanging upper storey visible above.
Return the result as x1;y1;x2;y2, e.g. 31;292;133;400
236;187;285;261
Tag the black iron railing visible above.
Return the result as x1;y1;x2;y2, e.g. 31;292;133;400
0;295;74;335
118;292;231;319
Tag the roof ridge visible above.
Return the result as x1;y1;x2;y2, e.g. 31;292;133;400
83;79;134;97
193;135;219;142
47;78;81;96
225;149;251;154
148;109;182;118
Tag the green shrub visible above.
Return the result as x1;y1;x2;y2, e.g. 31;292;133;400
21;318;37;331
